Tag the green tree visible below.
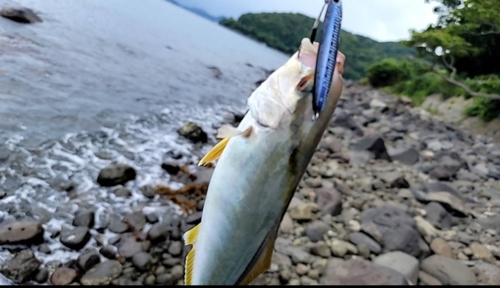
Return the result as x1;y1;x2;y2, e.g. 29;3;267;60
366;58;411;88
219;13;414;80
404;0;500;100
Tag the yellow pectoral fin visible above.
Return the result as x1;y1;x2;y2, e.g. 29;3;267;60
198;137;230;166
183;223;201;285
238;231;278;285
198;126;252;166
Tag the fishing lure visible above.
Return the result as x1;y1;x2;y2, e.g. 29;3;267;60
312;0;343;116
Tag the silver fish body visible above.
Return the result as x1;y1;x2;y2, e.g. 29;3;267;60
183;38;344;285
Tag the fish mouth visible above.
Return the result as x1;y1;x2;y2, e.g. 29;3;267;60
297;38;319;68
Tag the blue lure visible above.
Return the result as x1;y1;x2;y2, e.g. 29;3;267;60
312;0;342;116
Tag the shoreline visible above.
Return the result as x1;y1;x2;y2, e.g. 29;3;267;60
1;81;500;285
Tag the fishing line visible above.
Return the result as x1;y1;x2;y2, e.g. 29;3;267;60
309;0;329;43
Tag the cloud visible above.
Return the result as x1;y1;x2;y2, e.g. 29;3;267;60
177;0;439;42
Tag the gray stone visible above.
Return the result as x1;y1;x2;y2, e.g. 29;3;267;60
420;255;476;285
348;232;381;254
80;260;123;285
320;258;407;285
373;251;419;284
60;227;91;251
0;250;41;283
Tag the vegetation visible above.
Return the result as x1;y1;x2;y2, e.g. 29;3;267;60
219;13;414;80
368;0;500;121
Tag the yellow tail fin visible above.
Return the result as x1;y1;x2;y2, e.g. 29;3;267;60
183;223;201;285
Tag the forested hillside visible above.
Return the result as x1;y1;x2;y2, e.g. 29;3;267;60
219;13;415;80
365;0;500;122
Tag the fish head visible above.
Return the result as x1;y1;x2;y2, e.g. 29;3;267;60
247;37;344;132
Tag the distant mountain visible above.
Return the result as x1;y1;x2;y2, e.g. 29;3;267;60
220;13;416;80
166;0;225;22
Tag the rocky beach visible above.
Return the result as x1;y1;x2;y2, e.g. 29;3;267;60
1;79;500;285
2;0;500;286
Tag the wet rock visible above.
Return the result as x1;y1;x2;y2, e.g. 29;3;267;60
141;185;155;199
132;252;152;271
97;164;137;187
420;255;476;285
351;135;391;161
161;162;181;175
100;245;116;259
147;222;169;243
73;210;95;228
50;267;78;285
113;186;132;198
0;250;41;283
373;251;419;284
361;206;424;258
305;220;329;242
60;227;91;251
123;211;146;232
34;268;49;283
186;212;202;225
0;221;44;245
177;122;208;143
348;232;381;254
390;148;420;166
146;213;159;224
0;189;5;199
118;237;145;258
314;187;342;216
0;7;42;23
77;251;100;272
80;260;123;285
108;217;129;234
320;258;407;285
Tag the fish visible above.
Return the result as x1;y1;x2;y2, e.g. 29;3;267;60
182;36;346;285
314;0;343;114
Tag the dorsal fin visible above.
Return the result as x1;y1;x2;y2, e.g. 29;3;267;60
183;223;201;285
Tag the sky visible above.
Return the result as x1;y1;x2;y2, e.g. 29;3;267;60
178;0;439;42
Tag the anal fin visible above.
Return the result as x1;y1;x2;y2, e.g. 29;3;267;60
183;223;201;286
238;227;278;285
